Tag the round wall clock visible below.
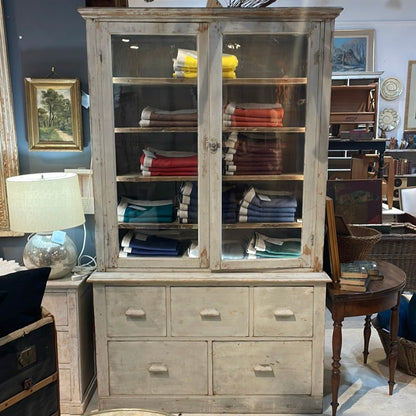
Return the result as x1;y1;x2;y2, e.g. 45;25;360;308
379;108;400;131
381;76;403;101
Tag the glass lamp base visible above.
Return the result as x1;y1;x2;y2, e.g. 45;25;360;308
23;233;78;279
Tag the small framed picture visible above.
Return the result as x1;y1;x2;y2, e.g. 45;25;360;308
332;29;375;73
24;78;83;151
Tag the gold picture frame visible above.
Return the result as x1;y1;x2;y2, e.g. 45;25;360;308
404;60;416;133
24;78;83;151
332;29;375;73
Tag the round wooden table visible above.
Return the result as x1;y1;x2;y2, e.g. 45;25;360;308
326;260;406;416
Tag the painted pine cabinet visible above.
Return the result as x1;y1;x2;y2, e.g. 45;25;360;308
80;6;341;413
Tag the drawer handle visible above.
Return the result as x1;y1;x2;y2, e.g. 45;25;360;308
148;363;168;374
125;308;146;318
254;364;274;374
273;309;294;318
200;308;220;318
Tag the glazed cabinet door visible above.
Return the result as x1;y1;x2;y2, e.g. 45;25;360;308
215;20;331;271
85;19;211;270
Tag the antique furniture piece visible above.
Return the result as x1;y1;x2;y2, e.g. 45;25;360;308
0;308;59;416
330;72;382;139
80;6;341;413
41;275;96;414
326;261;406;416
325;198;406;416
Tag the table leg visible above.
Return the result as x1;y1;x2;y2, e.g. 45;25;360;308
331;318;343;416
363;315;372;364
388;301;400;395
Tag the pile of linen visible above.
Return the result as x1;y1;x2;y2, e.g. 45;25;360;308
246;232;301;259
223;132;284;175
120;231;189;257
117;197;174;223
139;106;197;127
238;187;297;223
223;102;284;127
222;187;239;224
177;181;197;224
173;48;238;79
140;148;198;177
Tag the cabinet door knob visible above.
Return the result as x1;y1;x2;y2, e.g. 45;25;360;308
125;308;146;318
254;364;274;374
208;141;220;153
273;309;294;318
200;308;220;318
148;363;168;374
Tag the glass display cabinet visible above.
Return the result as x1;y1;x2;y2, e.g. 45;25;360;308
80;7;341;413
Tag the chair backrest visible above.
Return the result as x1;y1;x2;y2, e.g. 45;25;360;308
400;186;416;216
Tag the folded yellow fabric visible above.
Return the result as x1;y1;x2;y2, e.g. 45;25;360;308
173;48;238;74
173;70;236;79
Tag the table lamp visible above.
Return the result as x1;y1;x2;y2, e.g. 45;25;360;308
6;172;86;279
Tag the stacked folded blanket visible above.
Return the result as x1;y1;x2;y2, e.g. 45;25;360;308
222;187;239;224
223;102;284;127
223;132;284;175
117;197;174;223
120;231;189;257
246;232;301;259
140;148;198;177
177;181;197;224
173;48;238;79
239;187;297;223
139;106;197;127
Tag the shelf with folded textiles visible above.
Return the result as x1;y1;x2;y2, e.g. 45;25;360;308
118;222;197;230
223;127;305;133
117;221;302;231
112;77;197;85
116;174;198;182
222;174;304;181
222;77;307;86
223;221;302;230
115;127;198;133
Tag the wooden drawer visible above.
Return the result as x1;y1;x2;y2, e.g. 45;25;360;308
106;286;166;337
253;287;313;336
108;341;208;395
213;341;311;395
171;287;249;336
42;293;68;326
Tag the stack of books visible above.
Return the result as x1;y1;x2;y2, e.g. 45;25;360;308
339;260;383;292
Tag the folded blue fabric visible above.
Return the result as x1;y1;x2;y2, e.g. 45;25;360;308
376;295;410;338
407;292;416;342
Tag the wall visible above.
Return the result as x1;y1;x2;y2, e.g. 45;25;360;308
0;0;415;262
0;0;94;263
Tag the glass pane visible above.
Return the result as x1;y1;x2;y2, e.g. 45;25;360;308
221;33;308;262
112;35;199;261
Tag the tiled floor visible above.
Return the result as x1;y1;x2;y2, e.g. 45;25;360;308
76;311;416;416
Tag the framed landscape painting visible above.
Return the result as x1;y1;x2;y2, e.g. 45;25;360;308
24;78;83;151
332;29;375;73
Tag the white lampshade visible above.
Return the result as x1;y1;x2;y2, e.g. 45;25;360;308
6;172;85;233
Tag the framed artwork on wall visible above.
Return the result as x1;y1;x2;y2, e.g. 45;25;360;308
0;0;20;236
404;60;416;132
24;78;83;151
332;29;375;73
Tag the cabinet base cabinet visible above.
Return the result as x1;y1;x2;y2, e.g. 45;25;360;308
90;273;329;414
42;276;96;415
